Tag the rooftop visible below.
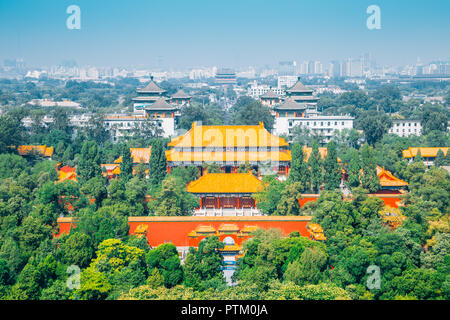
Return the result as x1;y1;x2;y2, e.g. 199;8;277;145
167;122;289;148
186;172;263;194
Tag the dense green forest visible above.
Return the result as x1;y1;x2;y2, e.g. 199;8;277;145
0;79;449;300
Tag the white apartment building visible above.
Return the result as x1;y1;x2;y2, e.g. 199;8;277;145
247;81;284;98
388;119;422;137
104;112;178;141
274;115;354;143
277;76;298;89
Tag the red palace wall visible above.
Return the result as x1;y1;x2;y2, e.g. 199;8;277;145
129;216;312;248
56;216;313;248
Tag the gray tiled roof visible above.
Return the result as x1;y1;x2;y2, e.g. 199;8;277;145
286;77;313;93
137;76;166;94
275;97;308;110
145;98;179;111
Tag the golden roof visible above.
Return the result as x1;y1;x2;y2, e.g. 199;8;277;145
167;122;289;148
240;225;258;233
17;145;54;157
376;166;408;187
218;224;240;232
135;224;148;234
307;223;324;233
57;171;77;183
311;233;327;241
195;225;217;233
220;245;241;252
186;173;263;194
101;164;121;176
166;149;291;163
402;147;448;158
114;147;152;164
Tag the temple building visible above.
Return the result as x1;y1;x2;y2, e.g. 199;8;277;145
263;77;354;144
402;147;449;168
285;77;319;117
17;145;54;158
165;122;292;176
170;89;191;106
132;76;168;113
186;172;263;215
260;90;283;107
376;166;408;191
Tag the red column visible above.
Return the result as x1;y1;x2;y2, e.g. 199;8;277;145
200;197;203;208
217;197;220;209
237;196;240;209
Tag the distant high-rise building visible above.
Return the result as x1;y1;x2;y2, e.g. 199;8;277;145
278;61;297;76
329;61;342;78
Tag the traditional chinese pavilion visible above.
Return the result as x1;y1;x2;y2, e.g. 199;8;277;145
285;77;319;116
260;90;282;107
165;122;292;175
186;172;263;210
132;76;167;113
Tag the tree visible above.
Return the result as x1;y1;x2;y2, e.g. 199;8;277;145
74;207;129;248
275;182;303;216
183;236;224;290
359;111;392;145
83;113;110;146
284;247;327;285
434;149;445;167
346;149;361;189
0;114;26;154
323;141;341;190
80;177;107;208
422;107;449;134
148;176;198;216
288;144;309;190
146;243;184;288
120;145;133;182
149;139;167;186
76;141;102;185
253;176;285;215
62;232;94;268
230;99;274;131
360;144;380;193
308;142;323;193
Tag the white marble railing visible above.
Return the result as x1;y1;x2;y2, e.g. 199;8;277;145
193;208;262;216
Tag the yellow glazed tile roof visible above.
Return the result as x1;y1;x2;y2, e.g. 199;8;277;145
376;166;408;187
115;147;152;164
17;145;54;157
166;149;291;162
218;224;240;232
402;147;448;158
167;122;289;148
186;173;263;194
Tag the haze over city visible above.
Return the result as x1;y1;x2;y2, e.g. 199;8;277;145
1;0;449;68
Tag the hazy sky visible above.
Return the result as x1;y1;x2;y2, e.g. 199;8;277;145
0;0;449;68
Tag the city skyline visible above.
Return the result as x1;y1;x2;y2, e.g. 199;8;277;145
1;0;449;69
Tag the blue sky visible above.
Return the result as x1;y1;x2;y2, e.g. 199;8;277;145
0;0;449;68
